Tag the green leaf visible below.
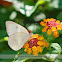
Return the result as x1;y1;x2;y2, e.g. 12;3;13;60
0;7;11;29
47;33;55;42
56;12;62;20
58;0;62;8
51;43;61;54
0;30;7;39
41;32;55;42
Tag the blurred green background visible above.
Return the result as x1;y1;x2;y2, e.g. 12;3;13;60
0;0;62;62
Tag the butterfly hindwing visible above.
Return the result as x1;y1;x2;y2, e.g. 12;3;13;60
8;32;30;51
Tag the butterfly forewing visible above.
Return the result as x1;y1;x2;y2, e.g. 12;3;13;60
6;21;29;36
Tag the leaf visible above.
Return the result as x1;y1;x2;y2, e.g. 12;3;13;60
51;43;61;54
0;7;11;29
0;30;7;39
56;12;62;20
47;33;55;42
58;0;62;9
41;32;55;42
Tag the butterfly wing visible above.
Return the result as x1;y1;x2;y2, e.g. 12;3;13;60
6;21;29;36
8;32;30;51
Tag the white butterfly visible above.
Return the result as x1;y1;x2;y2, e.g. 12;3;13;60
6;21;32;51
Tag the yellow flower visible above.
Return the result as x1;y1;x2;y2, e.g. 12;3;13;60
24;42;29;48
51;27;56;31
43;41;48;47
37;41;48;47
27;48;32;54
42;27;47;32
56;20;60;24
54;35;59;38
47;18;50;21
40;21;46;26
53;31;59;35
31;34;39;38
32;46;39;56
57;25;61;30
28;34;39;41
37;46;43;52
32;52;38;56
53;31;59;38
43;19;48;23
50;18;55;21
37;36;44;40
32;46;37;51
24;48;28;52
23;34;48;56
47;29;52;35
60;24;62;29
42;25;48;32
37;41;44;46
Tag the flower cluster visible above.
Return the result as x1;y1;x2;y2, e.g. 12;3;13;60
23;34;48;56
40;18;62;38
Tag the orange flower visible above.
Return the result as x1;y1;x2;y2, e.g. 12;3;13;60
28;34;39;41
43;41;48;47
53;31;59;38
54;35;59;38
24;48;28;52
43;19;48;23
37;41;48;47
53;31;59;36
56;20;60;24
57;25;61;30
42;27;47;32
47;18;50;21
27;48;32;54
37;36;44;40
60;24;62;29
40;21;46;26
23;34;48;56
51;27;56;32
24;42;29;48
37;46;43;52
32;46;39;56
32;52;38;56
49;18;54;21
40;18;61;38
37;41;44;46
31;34;39;38
32;46;37;51
42;25;48;32
47;29;52;35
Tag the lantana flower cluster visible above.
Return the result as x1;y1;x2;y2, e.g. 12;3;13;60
23;34;48;56
40;18;62;38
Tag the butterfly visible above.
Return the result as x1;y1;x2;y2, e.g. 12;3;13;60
6;21;32;51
